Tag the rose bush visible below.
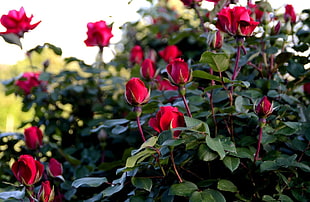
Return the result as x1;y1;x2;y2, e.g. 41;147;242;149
0;0;309;201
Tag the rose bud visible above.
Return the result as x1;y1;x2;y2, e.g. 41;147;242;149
47;158;63;178
38;181;54;202
130;45;144;65
11;154;44;186
140;59;156;81
216;6;259;36
125;77;150;106
24;126;43;150
156;75;178;91
84;20;113;48
271;21;281;35
0;7;41;37
255;96;273;118
149;106;186;138
159;45;182;63
166;58;191;86
211;30;223;49
284;4;296;23
180;0;202;7
304;83;310;95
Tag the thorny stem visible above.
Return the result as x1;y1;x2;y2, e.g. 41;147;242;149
209;68;217;136
170;149;183;183
135;107;146;142
179;86;192;118
151;146;166;176
231;37;244;81
254;118;266;163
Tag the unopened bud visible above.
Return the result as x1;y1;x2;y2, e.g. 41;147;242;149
271;21;281;35
212;31;223;49
255;96;273;118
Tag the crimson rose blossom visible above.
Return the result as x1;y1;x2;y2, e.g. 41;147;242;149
216;6;259;36
159;45;182;63
11;154;44;186
284;4;296;23
140;59;156;80
255;96;273;118
48;158;63;178
84;20;113;47
24;126;43;150
156;76;178;91
130;45;144;65
15;72;42;94
125;77;150;106
304;83;310;95
166;58;191;85
38;181;54;202
149;106;185;138
0;7;41;37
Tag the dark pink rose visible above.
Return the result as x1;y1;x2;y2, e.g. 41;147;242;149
24;126;43;150
130;45;144;65
140;59;156;80
38;181;54;202
125;78;150;106
166;58;191;85
255;96;273;118
284;4;296;23
0;7;41;37
15;72;43;94
84;20;113;47
159;45;182;63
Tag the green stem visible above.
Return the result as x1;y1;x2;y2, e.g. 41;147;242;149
170;148;183;183
179;86;192;118
254;118;266;162
135;107;146;142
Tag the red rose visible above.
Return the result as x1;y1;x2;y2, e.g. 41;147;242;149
24;126;43;150
11;154;44;186
48;158;63;178
149;106;185;138
84;20;113;47
0;7;41;37
130;45;144;65
304;83;310;95
125;78;150;106
156;75;178;91
255;96;273;118
159;45;182;63
166;58;191;85
216;6;259;36
248;3;264;22
15;72;42;94
140;59;156;80
38;181;54;202
284;4;296;23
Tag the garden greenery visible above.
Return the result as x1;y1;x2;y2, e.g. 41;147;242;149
0;0;310;201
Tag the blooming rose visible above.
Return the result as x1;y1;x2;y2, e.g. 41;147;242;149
159;45;182;63
47;158;63;178
248;3;264;22
0;7;41;37
38;181;54;202
11;154;44;186
140;59;156;80
216;6;259;36
24;126;43;150
149;106;185;138
255;96;273;118
166;58;191;86
125;77;150;106
130;45;144;65
15;72;42;94
84;20;113;47
284;4;296;23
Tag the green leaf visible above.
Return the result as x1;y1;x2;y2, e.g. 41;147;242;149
0;188;25;200
126;149;156;168
217;179;238;192
198;144;218;162
169;181;198;197
190;189;226;202
223;156;240;172
45;43;62;55
185;116;210;135
206;136;226;160
102;184;124;197
200;51;230;72
140;136;158;150
192;70;230;83
1;33;22;48
72;177;108;188
131;177;152;192
287;60;306;78
262;195;277;201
